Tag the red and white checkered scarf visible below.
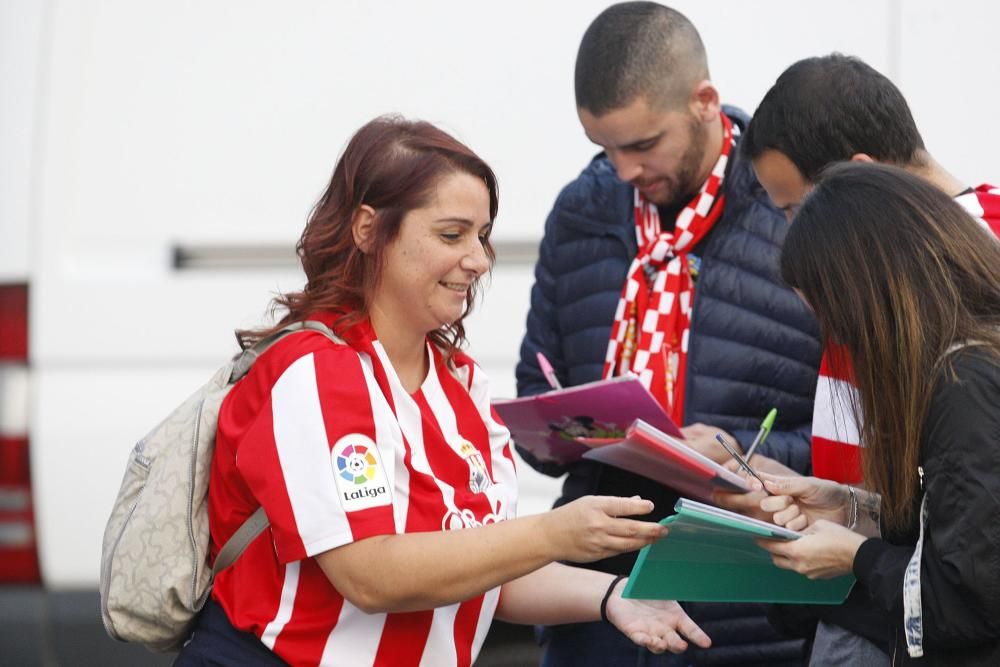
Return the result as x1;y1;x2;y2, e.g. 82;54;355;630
603;113;734;424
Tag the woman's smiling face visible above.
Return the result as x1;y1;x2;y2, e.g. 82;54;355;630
370;171;493;335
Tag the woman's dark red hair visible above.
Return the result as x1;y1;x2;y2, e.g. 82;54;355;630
239;115;499;353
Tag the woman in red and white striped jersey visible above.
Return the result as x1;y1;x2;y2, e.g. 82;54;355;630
173;115;711;667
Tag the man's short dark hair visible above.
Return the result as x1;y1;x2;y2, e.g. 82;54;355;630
741;54;926;181
575;2;708;116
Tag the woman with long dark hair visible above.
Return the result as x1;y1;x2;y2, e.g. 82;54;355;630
174;115;710;666
757;162;1000;664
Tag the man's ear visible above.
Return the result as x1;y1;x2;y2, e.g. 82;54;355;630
849;153;876;164
690;80;721;122
351;205;377;253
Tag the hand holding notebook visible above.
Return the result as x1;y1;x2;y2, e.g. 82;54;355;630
623;498;856;604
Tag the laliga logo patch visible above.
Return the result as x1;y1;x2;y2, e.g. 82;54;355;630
456;438;493;494
331;434;391;511
336;443;377;485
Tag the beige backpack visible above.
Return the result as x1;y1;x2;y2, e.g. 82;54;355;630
99;320;343;651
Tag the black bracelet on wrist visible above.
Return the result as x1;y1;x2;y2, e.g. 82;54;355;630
600;574;628;624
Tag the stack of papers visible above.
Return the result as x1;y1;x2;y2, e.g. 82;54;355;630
581;420;749;501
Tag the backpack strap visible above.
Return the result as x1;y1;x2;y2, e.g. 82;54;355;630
212;506;269;576
212;319;345;576
230;320;344;383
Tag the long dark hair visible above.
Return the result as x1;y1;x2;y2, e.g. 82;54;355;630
780;163;1000;529
239;115;499;353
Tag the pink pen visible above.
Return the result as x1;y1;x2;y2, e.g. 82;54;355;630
536;352;563;390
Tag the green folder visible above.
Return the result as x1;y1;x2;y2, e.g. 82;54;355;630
623;498;855;604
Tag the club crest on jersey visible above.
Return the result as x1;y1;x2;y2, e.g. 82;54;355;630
456;438;493;494
331;433;391;512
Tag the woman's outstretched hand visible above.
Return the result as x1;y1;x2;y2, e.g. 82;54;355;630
542;495;667;563
604;578;712;654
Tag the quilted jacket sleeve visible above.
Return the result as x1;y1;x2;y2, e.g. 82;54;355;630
514;203;570;477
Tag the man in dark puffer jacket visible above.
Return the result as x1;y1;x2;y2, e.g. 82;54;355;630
515;3;822;666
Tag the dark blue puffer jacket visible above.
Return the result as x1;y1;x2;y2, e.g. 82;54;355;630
516;108;822;665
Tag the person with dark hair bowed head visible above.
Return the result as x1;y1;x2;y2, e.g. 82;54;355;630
734;51;1000;509
739;53;1000;488
741;55;1000;229
756;162;1000;666
715;55;1000;665
516;3;821;666
172;115;711;667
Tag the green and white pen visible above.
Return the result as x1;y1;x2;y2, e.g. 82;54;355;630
744;408;777;461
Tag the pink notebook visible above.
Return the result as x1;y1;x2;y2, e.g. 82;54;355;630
492;375;683;464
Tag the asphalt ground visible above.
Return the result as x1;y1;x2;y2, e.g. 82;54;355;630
0;587;541;666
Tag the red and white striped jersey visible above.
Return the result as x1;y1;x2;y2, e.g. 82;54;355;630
208;314;518;667
955;183;1000;237
811;185;1000;483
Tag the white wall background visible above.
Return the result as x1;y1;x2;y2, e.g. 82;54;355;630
2;0;998;587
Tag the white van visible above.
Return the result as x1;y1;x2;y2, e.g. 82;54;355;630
1;3;569;663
